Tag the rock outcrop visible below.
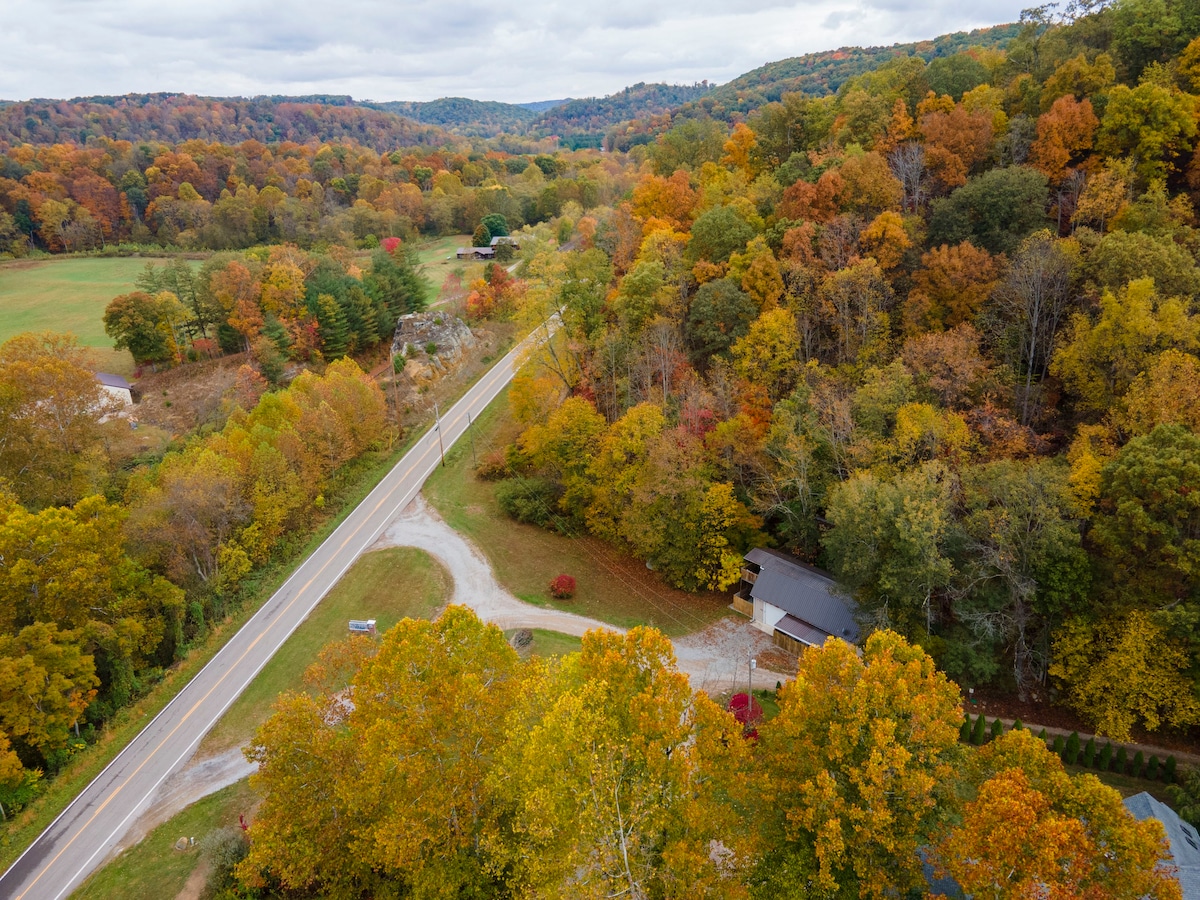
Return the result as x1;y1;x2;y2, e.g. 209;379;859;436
391;312;478;386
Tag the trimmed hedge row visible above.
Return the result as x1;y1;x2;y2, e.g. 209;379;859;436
959;714;1178;783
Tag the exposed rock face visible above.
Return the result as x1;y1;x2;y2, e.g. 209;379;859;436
392;312;477;386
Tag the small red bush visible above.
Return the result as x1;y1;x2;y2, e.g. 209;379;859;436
549;574;576;599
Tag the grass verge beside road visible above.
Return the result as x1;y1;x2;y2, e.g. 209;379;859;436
71;779;254;900
200;547;451;755
423;388;732;638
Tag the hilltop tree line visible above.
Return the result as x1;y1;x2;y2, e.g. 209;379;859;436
463;0;1200;744
0;135;631;256
0;94;448;152
228;607;1179;900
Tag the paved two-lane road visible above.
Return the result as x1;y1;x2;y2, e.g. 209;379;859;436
0;321;554;900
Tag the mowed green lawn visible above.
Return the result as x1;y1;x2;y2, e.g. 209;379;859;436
199;546;452;756
412;234;484;298
0;257;172;375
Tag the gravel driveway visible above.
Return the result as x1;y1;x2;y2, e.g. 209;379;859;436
373;496;792;692
126;496;793;861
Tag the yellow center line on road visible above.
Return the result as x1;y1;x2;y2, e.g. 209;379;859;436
16;330;529;900
17;432;450;899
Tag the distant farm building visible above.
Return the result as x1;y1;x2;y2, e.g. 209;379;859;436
95;372;133;407
733;548;859;654
489;235;520;250
456;246;496;260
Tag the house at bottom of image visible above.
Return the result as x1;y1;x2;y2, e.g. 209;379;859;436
733;548;860;654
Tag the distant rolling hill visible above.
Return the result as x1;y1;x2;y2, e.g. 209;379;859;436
369;97;540;138
528;82;714;147
686;23;1020;118
0;93;450;150
0;24;1024;150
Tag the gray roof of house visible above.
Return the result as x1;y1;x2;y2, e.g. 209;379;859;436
95;372;131;390
1125;792;1200;900
745;548;860;643
774;614;831;647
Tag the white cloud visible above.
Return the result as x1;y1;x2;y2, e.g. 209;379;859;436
0;0;1030;103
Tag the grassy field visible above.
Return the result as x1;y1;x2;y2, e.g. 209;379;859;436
0;257;195;375
72;779;254;900
423;389;732;638
412;234;484;299
200;547;452;755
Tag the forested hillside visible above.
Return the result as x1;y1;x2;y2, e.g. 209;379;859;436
528;81;714;145
0;94;449;151
0;137;625;255
463;0;1200;748
370;97;539;138
5;0;1200;891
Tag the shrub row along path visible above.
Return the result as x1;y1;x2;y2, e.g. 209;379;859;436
0;322;561;900
120;495;790;855
986;718;1200;767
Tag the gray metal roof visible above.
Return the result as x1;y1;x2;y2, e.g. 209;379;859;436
95;372;131;390
1125;792;1200;900
774;614;831;647
745;549;860;643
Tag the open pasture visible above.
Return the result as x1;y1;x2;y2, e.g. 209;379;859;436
0;257;168;374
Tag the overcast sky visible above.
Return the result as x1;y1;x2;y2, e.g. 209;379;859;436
1;1;1030;105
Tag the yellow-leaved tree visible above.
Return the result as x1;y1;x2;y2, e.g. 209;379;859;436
759;631;963;899
490;626;758;900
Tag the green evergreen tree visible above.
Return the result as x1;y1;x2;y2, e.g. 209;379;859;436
1064;731;1081;765
313;293;350;358
971;714;987;745
959;717;972;742
1147;755;1161;780
1011;719;1023;731
990;718;1004;741
1166;756;1178;783
1053;735;1065;756
481;213;509;237
1083;737;1097;768
1037;727;1047;742
364;247;429;325
1132;750;1145;778
1116;746;1129;775
1098;742;1114;771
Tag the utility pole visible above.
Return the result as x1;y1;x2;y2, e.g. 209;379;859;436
748;656;756;701
433;400;446;467
467;410;477;468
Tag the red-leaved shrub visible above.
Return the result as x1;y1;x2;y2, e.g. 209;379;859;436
549;574;576;599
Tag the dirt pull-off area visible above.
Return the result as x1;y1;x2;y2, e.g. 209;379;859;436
114;748;255;856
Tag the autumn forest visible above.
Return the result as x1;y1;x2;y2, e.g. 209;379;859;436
3;0;1200;896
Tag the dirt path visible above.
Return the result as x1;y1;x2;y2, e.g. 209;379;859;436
174;859;211;900
373;496;791;693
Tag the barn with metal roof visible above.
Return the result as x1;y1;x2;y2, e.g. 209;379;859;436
733;548;860;654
